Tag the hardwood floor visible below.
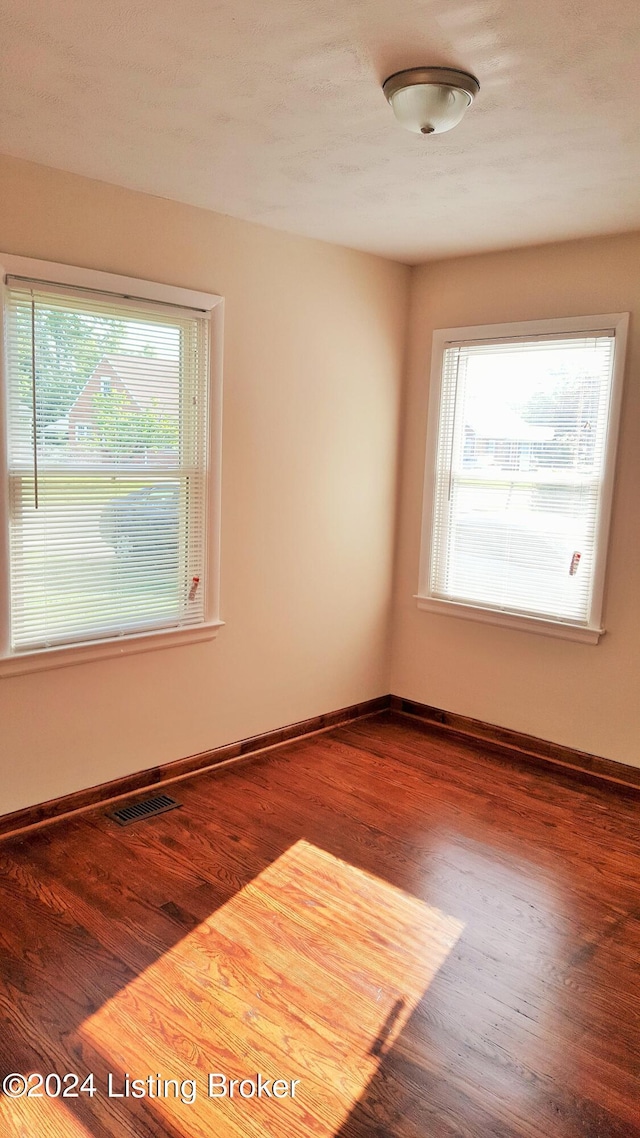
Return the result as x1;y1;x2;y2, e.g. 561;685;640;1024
1;710;639;1137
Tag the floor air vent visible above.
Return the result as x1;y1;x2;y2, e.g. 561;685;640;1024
108;794;182;827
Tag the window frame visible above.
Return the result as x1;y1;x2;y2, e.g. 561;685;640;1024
416;313;629;644
0;253;224;676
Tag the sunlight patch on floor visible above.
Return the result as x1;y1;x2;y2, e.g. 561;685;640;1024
77;839;463;1136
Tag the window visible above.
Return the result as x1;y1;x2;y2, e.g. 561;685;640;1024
417;314;628;643
0;255;223;672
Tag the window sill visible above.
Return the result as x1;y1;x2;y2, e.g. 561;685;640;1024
414;596;603;644
0;621;225;677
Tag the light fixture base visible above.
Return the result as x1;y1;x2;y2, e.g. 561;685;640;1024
382;67;480;104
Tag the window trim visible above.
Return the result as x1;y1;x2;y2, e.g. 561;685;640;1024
0;253;225;675
416;312;629;644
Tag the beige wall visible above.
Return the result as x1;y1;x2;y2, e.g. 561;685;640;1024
0;154;409;815
391;232;640;768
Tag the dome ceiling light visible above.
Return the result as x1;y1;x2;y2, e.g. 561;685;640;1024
383;67;480;136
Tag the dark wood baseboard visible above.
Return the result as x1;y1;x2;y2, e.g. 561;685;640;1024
0;695;390;840
390;695;640;795
3;692;638;841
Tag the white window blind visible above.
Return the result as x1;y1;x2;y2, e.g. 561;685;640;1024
427;331;619;629
5;279;210;651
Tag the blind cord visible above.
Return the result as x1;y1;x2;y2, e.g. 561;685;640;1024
30;291;39;510
447;349;463;502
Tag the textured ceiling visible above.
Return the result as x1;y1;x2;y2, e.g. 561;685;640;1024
1;0;640;262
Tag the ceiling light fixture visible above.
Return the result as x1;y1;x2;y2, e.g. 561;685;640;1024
383;67;479;136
